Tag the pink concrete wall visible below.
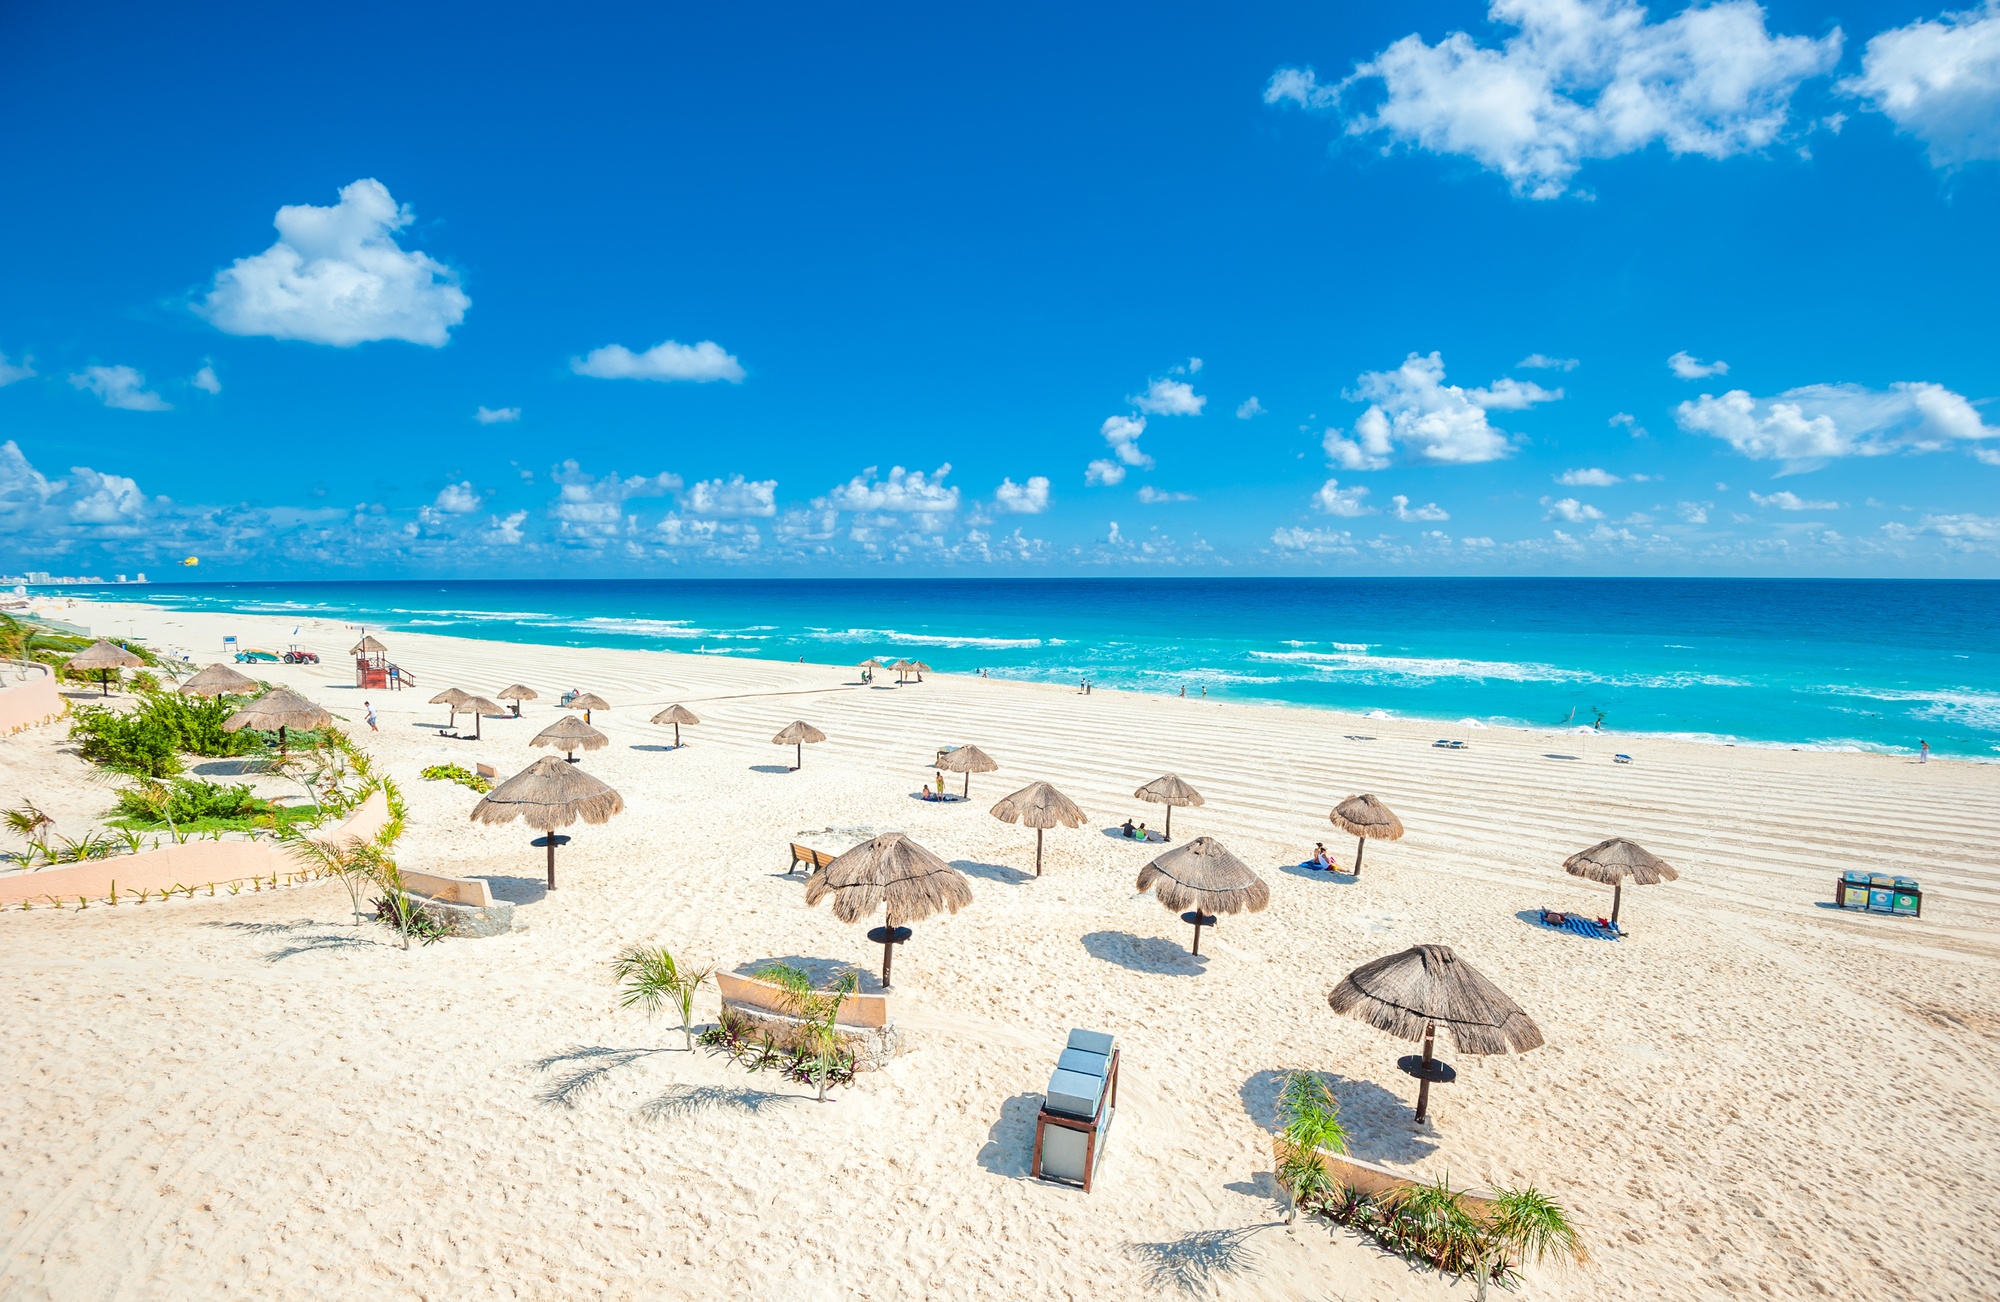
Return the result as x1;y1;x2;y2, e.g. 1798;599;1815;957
0;789;391;906
0;664;66;735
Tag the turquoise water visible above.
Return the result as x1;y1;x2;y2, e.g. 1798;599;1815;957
65;578;2000;758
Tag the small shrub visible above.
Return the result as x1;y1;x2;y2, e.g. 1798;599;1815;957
419;763;492;793
372;894;449;946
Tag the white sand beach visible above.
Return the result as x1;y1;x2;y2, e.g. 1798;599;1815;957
3;598;1998;1301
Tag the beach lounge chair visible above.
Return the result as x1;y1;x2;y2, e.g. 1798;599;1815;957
1613;753;1633;764
1432;739;1468;750
1537;907;1621;941
1034;1028;1119;1193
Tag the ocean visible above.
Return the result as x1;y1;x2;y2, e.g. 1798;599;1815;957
61;577;2000;758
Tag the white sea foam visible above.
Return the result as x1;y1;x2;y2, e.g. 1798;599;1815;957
1813;686;2000;732
805;626;1044;649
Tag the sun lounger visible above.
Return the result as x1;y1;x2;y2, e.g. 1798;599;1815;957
1432;739;1468;749
1613;753;1633;764
1537;907;1621;940
1034;1029;1119;1192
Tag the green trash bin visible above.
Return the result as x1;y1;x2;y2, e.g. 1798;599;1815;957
1892;876;1921;917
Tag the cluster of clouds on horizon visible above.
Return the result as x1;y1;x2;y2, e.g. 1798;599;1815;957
1265;0;2000;198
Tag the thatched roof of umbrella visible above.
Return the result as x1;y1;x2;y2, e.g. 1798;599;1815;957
652;704;700;726
1136;836;1269;916
1564;838;1678;886
805;833;972;926
935;744;997;774
857;658;884;669
989;780;1087;829
348;636;388;655
471;755;626;829
1331;793;1404;841
889;659;913;671
773;720;826;746
566;692;610;712
496;684;538;702
911;660;934;672
66;640;144;672
431;687;471;707
459;695;504;716
531;715;609;752
1136;773;1204;808
178;662;257;697
223;687;333;734
1329;944;1544;1057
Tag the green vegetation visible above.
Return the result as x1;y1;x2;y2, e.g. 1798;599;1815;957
1273;1071;1347;1225
613;945;711;1050
0;615;161;676
109;778;316;835
279;739;417;947
757;962;859;1102
1314;1175;1587;1297
420;762;492;793
69;690;260;777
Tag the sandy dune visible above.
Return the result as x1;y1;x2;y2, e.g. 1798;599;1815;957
2;599;1997;1300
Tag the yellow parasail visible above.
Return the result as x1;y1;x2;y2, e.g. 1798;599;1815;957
182;556;199;567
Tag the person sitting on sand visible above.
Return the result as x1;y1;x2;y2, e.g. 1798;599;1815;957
1121;818;1135;839
1136;821;1148;841
1310;842;1332;870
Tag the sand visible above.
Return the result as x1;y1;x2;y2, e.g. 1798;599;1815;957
3;597;1998;1301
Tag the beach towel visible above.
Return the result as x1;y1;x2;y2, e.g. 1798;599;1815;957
1538;909;1621;941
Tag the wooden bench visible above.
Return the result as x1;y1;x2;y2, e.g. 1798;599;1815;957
788;843;837;876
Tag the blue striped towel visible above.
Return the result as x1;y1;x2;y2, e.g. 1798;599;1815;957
1540;910;1620;941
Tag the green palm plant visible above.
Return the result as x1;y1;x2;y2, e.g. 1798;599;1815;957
1389;1175;1485;1280
757;962;858;1102
1475;1186;1587;1301
281;823;385;927
1273;1071;1348;1224
612;945;712;1050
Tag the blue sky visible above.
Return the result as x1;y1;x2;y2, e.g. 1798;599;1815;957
2;0;1997;577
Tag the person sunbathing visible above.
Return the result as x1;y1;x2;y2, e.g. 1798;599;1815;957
1310;842;1332;870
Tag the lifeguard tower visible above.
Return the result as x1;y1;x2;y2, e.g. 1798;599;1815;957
351;635;403;690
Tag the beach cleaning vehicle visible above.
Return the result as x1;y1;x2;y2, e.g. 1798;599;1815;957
234;647;282;664
283;644;319;664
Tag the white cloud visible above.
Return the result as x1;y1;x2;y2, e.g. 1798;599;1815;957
0;353;34;387
0;441;57;513
475;405;521;424
1542;495;1605;522
69;365;170;412
1327;351;1553;468
198;179;470;347
1236;396;1267;419
67;468;146;524
1085;459;1127;487
485;510;528;545
1271;525;1357;553
1913;511;2000;540
1677;500;1711;524
1675;380;2000;467
1669;350;1729;378
1518;353;1579;370
190;365;221;395
1314;477;1376;516
1609;411;1649;437
681;475;778;518
994;476;1051;514
550;461;682;539
433;482;482;514
1557;467;1622;486
571;339;745;383
826;464;959;515
1099;413;1153;469
1750;489;1840;510
1136;486;1195;504
1129;377;1206;416
1270;1;1842;198
656;515;762;553
1390;494;1450;521
1841;3;2000;168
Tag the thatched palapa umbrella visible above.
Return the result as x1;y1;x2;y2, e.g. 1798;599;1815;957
566;691;609;723
889;658;914;684
1136;836;1268;956
773;720;825;770
805;833;972;988
1330;793;1404;876
910;659;933;682
496;683;538;717
1330;943;1543;1124
1564;837;1677;926
178;662;257;698
65;639;144;696
1135;773;1204;840
651;704;700;747
989;780;1087;876
934;744;997;797
531;714;608;763
223;687;333;755
431;687;471;728
456;695;504;741
471;754;625;889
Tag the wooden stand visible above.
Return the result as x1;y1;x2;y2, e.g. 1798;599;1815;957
1032;1048;1120;1192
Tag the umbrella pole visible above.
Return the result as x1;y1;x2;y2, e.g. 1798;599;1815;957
880;928;896;988
546;834;557;890
1611;880;1622;926
278;724;288;758
674;722;680;747
963;771;970;799
1165;806;1173;840
795;741;802;770
1354;836;1366;876
1035;827;1044;877
1414;1020;1436;1123
101;670;111;697
1191;915;1203;956
474;713;482;741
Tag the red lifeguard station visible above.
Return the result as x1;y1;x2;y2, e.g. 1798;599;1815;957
351;635;398;690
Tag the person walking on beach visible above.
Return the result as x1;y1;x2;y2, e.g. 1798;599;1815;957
1920;740;1929;763
364;701;378;732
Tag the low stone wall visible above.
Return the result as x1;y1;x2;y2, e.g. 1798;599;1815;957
716;970;901;1071
0;662;67;735
390;868;514;937
0;790;391;908
1273;1139;1497;1213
